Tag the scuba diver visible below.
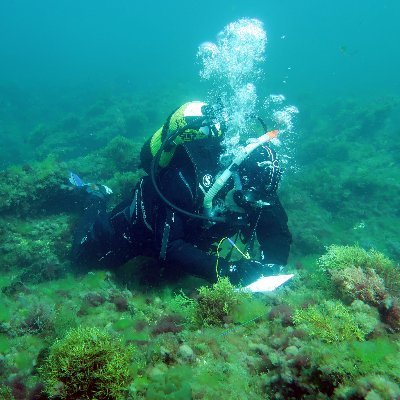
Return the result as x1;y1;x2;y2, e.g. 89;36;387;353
71;101;292;287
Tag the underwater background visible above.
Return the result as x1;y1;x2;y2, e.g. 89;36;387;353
1;1;400;399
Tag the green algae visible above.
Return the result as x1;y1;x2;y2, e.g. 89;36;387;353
40;326;133;400
293;300;367;343
0;335;10;352
0;92;399;399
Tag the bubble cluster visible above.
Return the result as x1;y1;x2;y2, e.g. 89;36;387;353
198;18;267;163
263;95;299;170
264;95;299;134
198;18;266;86
197;18;298;171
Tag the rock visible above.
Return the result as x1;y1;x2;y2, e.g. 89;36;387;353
178;344;195;362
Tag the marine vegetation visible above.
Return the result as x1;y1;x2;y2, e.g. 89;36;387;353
317;244;400;332
318;244;400;298
40;326;133;400
194;277;248;326
0;91;399;399
293;300;373;343
0;385;14;400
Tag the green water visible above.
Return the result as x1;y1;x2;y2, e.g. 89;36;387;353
1;1;399;399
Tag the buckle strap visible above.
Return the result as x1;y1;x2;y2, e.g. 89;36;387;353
159;222;171;260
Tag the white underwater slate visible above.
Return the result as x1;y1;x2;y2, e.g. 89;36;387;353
240;274;294;293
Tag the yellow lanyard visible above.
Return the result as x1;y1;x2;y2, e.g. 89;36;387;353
215;236;251;279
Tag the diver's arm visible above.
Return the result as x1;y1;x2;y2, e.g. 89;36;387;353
256;196;292;265
71;195;137;269
155;203;222;283
166;238;221;282
155;167;222;282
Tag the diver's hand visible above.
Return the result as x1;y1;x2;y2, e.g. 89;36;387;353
221;260;285;285
263;263;285;274
63;172;113;202
83;182;113;199
221;259;264;286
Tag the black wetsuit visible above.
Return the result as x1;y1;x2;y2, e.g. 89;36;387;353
72;138;292;283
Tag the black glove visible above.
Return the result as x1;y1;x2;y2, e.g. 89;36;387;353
83;183;113;201
65;172;112;206
220;260;284;286
260;263;285;275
